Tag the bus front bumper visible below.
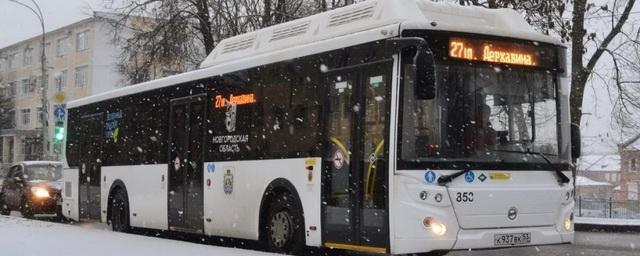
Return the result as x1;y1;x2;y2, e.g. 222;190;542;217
393;226;573;254
452;226;573;250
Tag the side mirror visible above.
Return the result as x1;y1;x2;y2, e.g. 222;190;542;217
414;47;436;100
386;37;436;100
571;123;581;161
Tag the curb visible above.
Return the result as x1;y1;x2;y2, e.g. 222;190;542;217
575;223;640;233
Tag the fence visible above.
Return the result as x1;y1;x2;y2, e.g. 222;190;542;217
577;197;640;219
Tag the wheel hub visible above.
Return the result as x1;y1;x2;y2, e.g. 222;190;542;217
270;211;292;248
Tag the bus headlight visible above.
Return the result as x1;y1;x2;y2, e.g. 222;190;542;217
564;213;574;231
423;217;447;236
31;187;50;199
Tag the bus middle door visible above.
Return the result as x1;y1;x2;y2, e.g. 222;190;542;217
168;95;206;233
78;113;102;220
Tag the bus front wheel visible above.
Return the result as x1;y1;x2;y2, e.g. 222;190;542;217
110;189;130;233
265;192;305;255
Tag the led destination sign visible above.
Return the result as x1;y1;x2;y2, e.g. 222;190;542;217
448;37;554;68
214;93;257;108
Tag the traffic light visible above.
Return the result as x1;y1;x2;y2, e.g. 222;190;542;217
54;121;65;144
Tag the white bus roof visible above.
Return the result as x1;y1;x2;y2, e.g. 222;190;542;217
201;0;560;68
68;0;561;108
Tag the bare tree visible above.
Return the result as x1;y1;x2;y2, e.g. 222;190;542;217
104;0;343;84
102;0;215;83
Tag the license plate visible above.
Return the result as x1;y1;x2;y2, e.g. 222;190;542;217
494;232;531;246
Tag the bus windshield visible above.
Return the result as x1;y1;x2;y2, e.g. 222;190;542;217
399;63;565;167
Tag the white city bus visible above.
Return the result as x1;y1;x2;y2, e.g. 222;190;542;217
61;0;581;254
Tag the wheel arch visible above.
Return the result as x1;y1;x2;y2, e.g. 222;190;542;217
106;179;128;223
258;178;305;243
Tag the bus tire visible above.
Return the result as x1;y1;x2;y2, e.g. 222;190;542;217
110;188;130;233
265;192;305;255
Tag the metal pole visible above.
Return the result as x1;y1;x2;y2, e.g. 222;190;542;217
578;196;582;217
609;197;612;218
9;0;48;159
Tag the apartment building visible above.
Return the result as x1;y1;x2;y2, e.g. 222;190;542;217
617;134;640;201
0;12;144;166
577;154;621;199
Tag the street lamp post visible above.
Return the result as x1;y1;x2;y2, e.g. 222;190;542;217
9;0;49;160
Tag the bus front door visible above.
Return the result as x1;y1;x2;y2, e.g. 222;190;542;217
322;60;392;252
168;95;205;233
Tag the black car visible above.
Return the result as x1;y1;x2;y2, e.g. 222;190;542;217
0;161;63;218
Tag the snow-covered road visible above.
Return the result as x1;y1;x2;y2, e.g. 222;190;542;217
2;214;637;256
0;215;275;256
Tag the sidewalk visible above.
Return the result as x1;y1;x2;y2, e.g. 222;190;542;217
576;217;640;226
575;217;640;232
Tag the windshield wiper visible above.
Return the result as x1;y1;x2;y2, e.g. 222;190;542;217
492;149;570;184
437;169;472;185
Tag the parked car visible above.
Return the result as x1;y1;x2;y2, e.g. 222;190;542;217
0;161;63;218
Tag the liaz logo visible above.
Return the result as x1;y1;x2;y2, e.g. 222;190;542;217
225;101;237;133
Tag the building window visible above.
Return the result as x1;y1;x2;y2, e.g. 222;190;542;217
75;65;88;87
37;107;45;124
629;182;639;200
55;70;67;91
57;37;69;57
76;30;89;51
20;109;31;126
23;47;33;66
631;158;637;172
8;53;17;69
8;82;17;96
21;79;31;95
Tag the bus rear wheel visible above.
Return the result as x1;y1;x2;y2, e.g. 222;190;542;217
110;189;130;233
265;192;304;255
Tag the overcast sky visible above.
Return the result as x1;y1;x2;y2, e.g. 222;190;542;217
0;0;105;48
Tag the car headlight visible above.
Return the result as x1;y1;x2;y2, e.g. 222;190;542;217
31;187;50;198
